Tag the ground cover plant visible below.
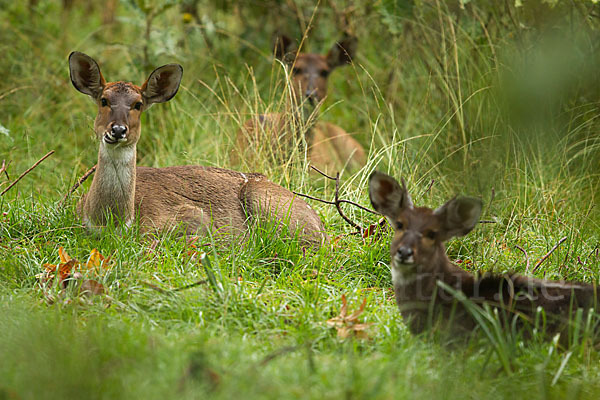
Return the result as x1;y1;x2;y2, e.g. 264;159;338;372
1;0;599;398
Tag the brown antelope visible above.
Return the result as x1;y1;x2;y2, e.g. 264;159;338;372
233;35;366;172
69;51;326;244
369;171;598;337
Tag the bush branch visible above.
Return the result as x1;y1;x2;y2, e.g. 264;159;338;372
60;164;97;206
293;166;379;234
1;151;54;196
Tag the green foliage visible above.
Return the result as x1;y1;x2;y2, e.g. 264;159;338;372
126;0;179;15
377;0;414;35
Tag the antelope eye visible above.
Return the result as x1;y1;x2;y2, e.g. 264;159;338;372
292;67;302;75
134;102;143;110
101;98;108;107
396;221;404;230
319;69;330;78
425;230;437;240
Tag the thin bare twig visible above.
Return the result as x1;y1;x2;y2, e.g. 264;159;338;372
0;85;34;102
0;150;54;196
141;280;170;294
310;165;336;180
141;279;208;294
293;191;336;206
0;159;10;181
293;165;379;234
172;279;208;292
421;179;435;199
532;237;568;273
259;344;303;366
514;244;531;273
487;187;495;212
333;171;362;231
60;164;97;206
338;199;379;215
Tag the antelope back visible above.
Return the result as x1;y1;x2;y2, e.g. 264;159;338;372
307;122;366;173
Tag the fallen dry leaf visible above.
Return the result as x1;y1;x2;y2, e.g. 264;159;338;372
326;294;371;339
85;248;111;271
79;279;106;297
37;247;111;295
37;247;77;287
186;236;211;260
362;217;388;239
330;217;388;247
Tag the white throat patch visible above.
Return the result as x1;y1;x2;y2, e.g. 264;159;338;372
99;143;136;194
391;257;419;286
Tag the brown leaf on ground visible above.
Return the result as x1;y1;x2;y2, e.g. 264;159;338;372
37;247;78;287
85;248;111;271
37;248;111;295
79;279;106;297
186;236;210;260
326;294;371;339
362;217;388;239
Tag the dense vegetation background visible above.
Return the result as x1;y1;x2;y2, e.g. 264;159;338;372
1;0;600;398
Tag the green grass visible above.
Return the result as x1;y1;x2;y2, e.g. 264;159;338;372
1;1;600;398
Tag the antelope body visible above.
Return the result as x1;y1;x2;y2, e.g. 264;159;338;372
369;172;598;336
234;35;366;172
69;51;326;244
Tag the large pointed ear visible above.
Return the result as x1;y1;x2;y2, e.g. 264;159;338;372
434;196;482;241
274;34;297;65
369;171;413;222
69;51;106;99
326;35;357;69
141;64;183;106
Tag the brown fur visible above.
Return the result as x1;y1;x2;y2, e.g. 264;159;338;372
233;36;366;173
369;171;598;337
69;51;327;245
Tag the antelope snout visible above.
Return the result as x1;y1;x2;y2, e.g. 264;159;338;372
305;89;319;104
111;124;127;139
104;124;128;144
395;246;414;264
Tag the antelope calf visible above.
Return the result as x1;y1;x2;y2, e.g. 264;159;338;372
234;35;366;172
69;51;326;244
369;172;598;337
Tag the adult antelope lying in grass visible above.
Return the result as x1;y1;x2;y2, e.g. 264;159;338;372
233;35;366;173
369;172;598;337
69;51;326;245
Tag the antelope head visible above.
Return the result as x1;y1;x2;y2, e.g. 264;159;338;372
369;172;482;277
68;51;183;148
274;35;357;112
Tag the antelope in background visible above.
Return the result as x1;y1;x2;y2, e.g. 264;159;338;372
369;171;598;338
69;51;326;245
233;35;366;173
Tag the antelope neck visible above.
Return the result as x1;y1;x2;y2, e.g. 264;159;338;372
90;142;137;222
98;141;136;190
290;103;318;130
